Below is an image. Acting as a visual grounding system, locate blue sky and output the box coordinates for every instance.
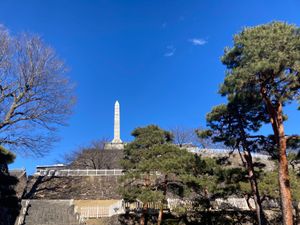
[1,0,299,174]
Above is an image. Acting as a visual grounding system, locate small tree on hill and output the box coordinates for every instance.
[171,126,196,147]
[120,125,202,225]
[61,138,121,169]
[171,126,220,149]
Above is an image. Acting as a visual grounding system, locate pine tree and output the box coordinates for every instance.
[220,21,300,225]
[0,146,15,175]
[120,125,202,225]
[198,94,269,225]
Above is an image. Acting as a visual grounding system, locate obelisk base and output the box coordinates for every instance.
[104,142,124,150]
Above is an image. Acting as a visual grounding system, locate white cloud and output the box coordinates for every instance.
[189,38,207,46]
[164,45,176,57]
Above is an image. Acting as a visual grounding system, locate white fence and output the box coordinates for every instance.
[198,148,270,159]
[75,201,124,219]
[36,169,124,176]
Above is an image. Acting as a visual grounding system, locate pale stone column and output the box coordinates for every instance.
[112,101,122,143]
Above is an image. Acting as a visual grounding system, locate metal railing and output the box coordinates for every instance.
[36,169,124,177]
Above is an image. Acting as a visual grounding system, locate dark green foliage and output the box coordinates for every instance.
[130,125,173,149]
[120,125,199,202]
[197,95,269,199]
[286,136,300,153]
[258,169,300,202]
[218,20,300,158]
[0,146,20,225]
[122,125,173,169]
[200,95,269,152]
[203,20,300,187]
[0,146,16,166]
[120,125,222,225]
[0,145,16,176]
[0,172,19,206]
[120,125,262,225]
[220,21,300,106]
[118,211,258,225]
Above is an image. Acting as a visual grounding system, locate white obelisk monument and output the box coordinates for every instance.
[112,100,122,144]
[105,100,124,150]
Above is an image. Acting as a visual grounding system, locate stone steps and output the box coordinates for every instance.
[23,200,81,225]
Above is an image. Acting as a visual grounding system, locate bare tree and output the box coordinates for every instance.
[62,138,110,164]
[170,126,196,147]
[0,26,75,158]
[62,138,123,169]
[196,127,227,149]
[89,137,110,149]
[171,126,222,149]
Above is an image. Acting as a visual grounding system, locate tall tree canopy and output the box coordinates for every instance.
[0,25,75,156]
[220,21,300,225]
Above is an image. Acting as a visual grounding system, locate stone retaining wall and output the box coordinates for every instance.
[25,176,121,200]
[22,200,82,225]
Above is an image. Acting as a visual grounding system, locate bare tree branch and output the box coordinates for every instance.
[0,26,75,156]
[60,138,123,169]
[171,126,224,149]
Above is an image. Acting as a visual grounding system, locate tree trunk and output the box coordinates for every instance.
[278,119,293,225]
[141,173,151,225]
[157,175,168,225]
[260,90,293,225]
[236,113,267,225]
[157,206,163,225]
[140,203,148,225]
[243,150,267,225]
